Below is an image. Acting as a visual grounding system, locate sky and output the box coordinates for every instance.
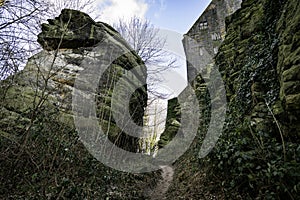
[97,0,211,34]
[95,0,212,97]
[145,0,211,34]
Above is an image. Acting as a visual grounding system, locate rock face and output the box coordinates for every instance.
[2,9,147,151]
[158,98,181,148]
[0,9,151,199]
[216,0,300,138]
[166,0,300,199]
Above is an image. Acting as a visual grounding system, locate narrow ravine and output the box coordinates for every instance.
[149,165,174,200]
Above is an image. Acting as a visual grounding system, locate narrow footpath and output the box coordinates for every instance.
[150,165,174,200]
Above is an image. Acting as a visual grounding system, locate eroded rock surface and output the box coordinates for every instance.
[38,9,120,50]
[166,0,300,199]
[0,9,151,199]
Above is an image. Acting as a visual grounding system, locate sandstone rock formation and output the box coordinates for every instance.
[0,9,151,199]
[38,9,111,50]
[166,0,300,199]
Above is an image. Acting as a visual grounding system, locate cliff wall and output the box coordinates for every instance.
[0,9,154,199]
[166,0,300,199]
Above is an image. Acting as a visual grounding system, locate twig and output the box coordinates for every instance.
[264,99,286,162]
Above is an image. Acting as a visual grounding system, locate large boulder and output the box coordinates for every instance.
[0,9,150,199]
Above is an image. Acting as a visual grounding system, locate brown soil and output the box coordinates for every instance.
[148,165,174,200]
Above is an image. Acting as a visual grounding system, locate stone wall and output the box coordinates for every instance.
[183,0,242,81]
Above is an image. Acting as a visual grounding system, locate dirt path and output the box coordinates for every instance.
[150,165,174,200]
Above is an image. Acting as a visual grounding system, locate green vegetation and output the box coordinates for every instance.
[0,0,299,199]
[0,9,156,199]
[166,0,299,199]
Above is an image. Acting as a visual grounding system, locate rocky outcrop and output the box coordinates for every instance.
[216,0,300,139]
[158,98,181,148]
[2,9,147,151]
[166,0,300,199]
[0,9,151,199]
[276,0,300,134]
[38,9,116,50]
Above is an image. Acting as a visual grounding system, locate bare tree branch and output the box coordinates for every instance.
[114,16,178,100]
[0,0,100,80]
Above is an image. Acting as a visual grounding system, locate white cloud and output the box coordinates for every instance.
[46,0,149,24]
[97,0,148,24]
